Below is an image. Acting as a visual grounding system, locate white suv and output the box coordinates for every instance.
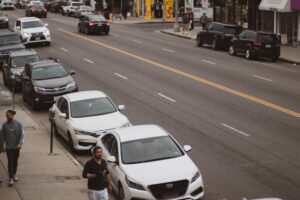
[50,90,131,151]
[96,125,204,200]
[14,17,51,46]
[62,1,82,16]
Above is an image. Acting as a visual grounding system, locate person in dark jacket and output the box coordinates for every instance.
[1,110,24,187]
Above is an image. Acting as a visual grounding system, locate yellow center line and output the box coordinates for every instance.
[57,28,300,119]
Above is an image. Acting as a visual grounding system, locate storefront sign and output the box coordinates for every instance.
[281,34,288,44]
[164,0,173,20]
[145,0,152,19]
[291,0,300,10]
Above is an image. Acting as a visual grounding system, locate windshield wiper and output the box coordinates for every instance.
[126,156,180,164]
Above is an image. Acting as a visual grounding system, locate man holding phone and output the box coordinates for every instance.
[83,146,112,200]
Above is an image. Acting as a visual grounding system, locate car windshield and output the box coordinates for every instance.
[121,136,184,164]
[11,55,39,68]
[0,35,21,46]
[257,33,278,43]
[70,97,117,118]
[32,5,43,9]
[22,20,44,29]
[89,15,106,21]
[32,65,68,80]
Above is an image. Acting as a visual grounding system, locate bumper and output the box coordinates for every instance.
[23,35,51,45]
[252,47,280,58]
[125,178,204,200]
[88,26,110,33]
[1,6,15,9]
[30,12,47,17]
[73,134,99,150]
[32,86,78,104]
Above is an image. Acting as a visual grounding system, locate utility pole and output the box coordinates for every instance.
[173,0,180,32]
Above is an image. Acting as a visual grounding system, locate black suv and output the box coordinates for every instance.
[229,30,280,62]
[2,49,39,90]
[21,58,78,110]
[49,0,67,13]
[196,22,242,50]
[0,30,26,69]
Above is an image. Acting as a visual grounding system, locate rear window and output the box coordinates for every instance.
[223,26,240,34]
[257,34,278,43]
[89,15,106,21]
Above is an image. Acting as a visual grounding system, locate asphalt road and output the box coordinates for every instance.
[4,9,300,200]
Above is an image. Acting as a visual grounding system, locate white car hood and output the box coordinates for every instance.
[22,27,47,34]
[70,112,129,132]
[122,155,198,184]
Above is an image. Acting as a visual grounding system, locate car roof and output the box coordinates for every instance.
[29,58,61,68]
[64,90,108,102]
[18,17,41,22]
[9,49,37,57]
[114,125,169,143]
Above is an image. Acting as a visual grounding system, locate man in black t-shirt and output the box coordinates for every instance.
[83,146,112,200]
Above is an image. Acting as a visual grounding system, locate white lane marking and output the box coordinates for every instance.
[162,48,175,53]
[253,74,273,82]
[110,33,119,37]
[221,123,250,137]
[201,59,217,65]
[114,73,128,80]
[83,58,94,64]
[60,47,69,52]
[253,61,281,69]
[133,39,142,44]
[157,93,176,103]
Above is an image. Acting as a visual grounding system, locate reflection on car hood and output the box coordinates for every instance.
[22,27,47,34]
[33,75,73,88]
[71,112,129,132]
[122,154,197,184]
[0,44,25,53]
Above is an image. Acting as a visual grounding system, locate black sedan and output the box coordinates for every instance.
[25,4,47,18]
[0,11,8,28]
[78,14,109,35]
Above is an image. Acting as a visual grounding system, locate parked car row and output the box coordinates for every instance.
[196,22,281,62]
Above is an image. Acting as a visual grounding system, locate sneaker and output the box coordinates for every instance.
[13,176,18,182]
[9,179,14,187]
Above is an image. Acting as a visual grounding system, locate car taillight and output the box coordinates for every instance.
[44,8,47,12]
[31,8,36,12]
[105,21,109,26]
[89,22,96,26]
[252,40,262,46]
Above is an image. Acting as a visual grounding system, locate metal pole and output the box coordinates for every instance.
[50,122,53,155]
[12,83,15,110]
[173,0,180,32]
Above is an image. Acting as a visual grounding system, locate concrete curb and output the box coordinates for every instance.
[111,20,174,25]
[278,57,300,65]
[160,30,193,40]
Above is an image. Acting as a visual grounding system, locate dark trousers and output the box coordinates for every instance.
[6,149,20,179]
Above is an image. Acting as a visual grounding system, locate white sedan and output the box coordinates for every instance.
[50,90,131,151]
[96,125,204,200]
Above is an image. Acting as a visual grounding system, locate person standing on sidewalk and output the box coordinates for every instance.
[1,110,24,187]
[182,12,189,35]
[200,13,208,29]
[83,146,112,200]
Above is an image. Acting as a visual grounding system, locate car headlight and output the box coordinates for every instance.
[23,32,31,38]
[34,86,46,93]
[5,18,8,21]
[74,129,94,135]
[119,122,131,128]
[191,171,201,183]
[125,176,145,191]
[44,29,50,36]
[66,81,76,89]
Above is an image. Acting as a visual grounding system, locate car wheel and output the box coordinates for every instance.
[3,73,8,87]
[44,14,47,18]
[30,97,39,111]
[271,56,278,62]
[245,48,252,60]
[62,10,65,15]
[118,184,125,200]
[196,36,203,47]
[211,39,218,50]
[68,132,75,152]
[229,45,236,56]
[45,42,51,46]
[104,31,109,35]
[67,10,70,16]
[85,27,89,35]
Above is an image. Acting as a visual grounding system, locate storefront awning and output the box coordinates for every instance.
[259,0,292,12]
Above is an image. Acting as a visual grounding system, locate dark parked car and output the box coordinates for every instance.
[41,0,53,10]
[0,30,26,69]
[2,49,39,90]
[25,4,47,17]
[196,22,242,50]
[49,0,67,13]
[229,30,280,62]
[78,14,109,35]
[0,11,8,28]
[21,57,78,110]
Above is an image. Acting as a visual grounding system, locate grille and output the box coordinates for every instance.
[30,32,46,41]
[148,180,189,199]
[43,85,67,92]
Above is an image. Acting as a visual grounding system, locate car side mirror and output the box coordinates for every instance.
[45,23,48,27]
[107,156,117,164]
[118,105,125,111]
[183,145,192,152]
[69,70,75,75]
[59,112,67,119]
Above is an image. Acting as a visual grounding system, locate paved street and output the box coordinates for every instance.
[3,9,300,200]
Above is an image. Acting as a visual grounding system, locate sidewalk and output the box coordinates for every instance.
[111,16,174,24]
[161,27,300,64]
[0,85,88,199]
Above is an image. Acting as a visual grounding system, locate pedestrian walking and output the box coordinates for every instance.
[200,13,208,29]
[1,110,24,187]
[182,12,189,35]
[188,8,194,31]
[83,146,112,200]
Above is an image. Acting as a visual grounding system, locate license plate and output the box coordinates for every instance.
[98,23,102,26]
[35,37,40,40]
[265,44,271,48]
